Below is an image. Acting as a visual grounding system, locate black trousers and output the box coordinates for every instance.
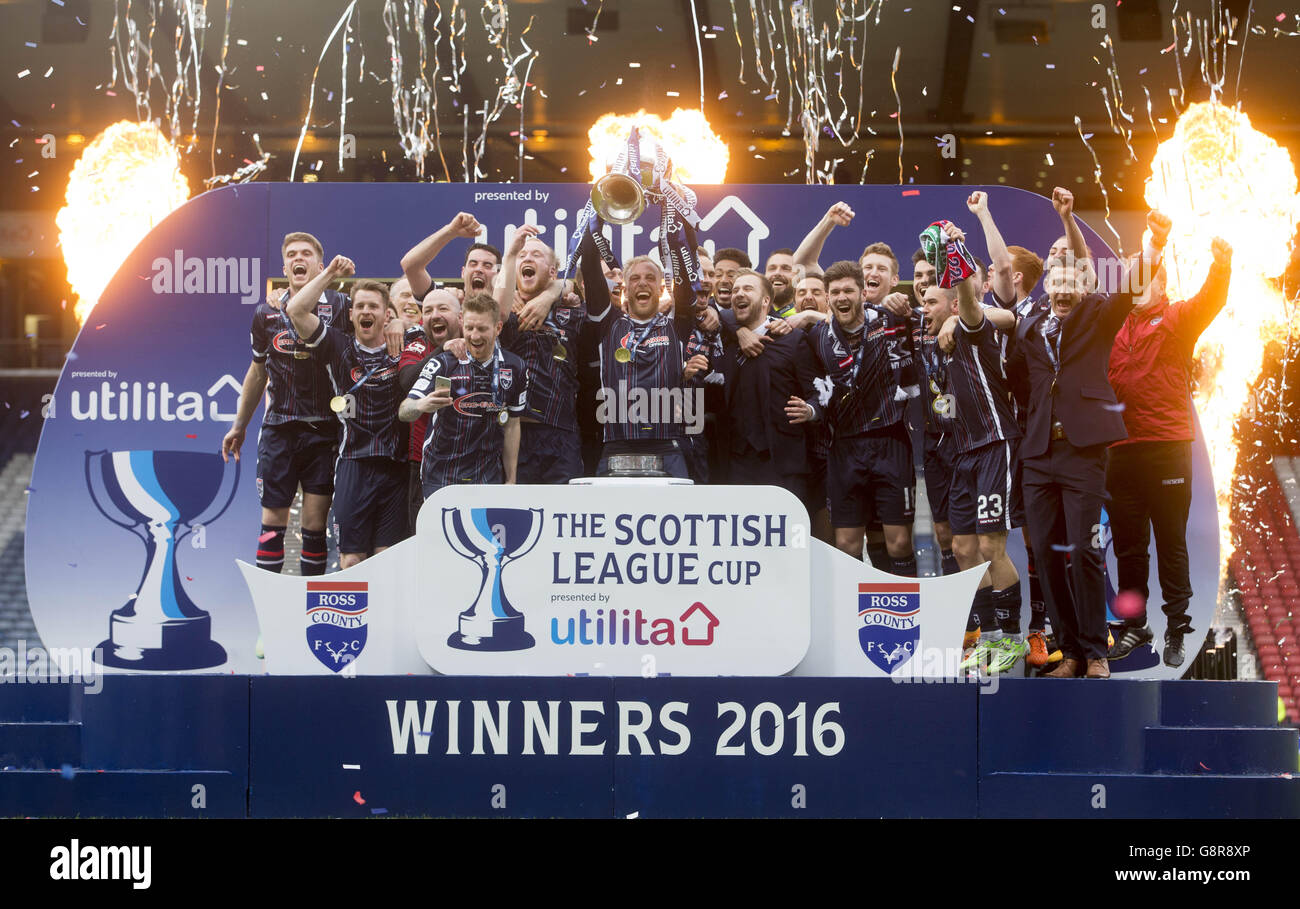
[1105,440,1194,633]
[1022,440,1110,661]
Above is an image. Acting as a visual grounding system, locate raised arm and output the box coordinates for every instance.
[400,212,482,299]
[1052,187,1090,268]
[495,224,538,312]
[793,202,854,276]
[968,191,1015,305]
[288,255,353,341]
[1101,210,1171,334]
[1179,237,1233,341]
[579,229,613,323]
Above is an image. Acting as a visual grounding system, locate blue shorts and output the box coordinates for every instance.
[422,456,503,500]
[923,432,955,524]
[517,421,584,484]
[827,422,915,529]
[948,439,1022,536]
[256,420,339,508]
[333,457,408,553]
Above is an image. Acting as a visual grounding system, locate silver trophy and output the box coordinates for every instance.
[85,450,238,670]
[442,506,543,651]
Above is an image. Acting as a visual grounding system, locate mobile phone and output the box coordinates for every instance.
[434,375,452,391]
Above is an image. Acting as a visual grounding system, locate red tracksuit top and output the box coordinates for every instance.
[1106,261,1231,446]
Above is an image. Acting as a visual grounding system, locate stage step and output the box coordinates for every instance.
[981,771,1300,819]
[0,769,245,818]
[0,721,81,768]
[0,682,73,722]
[978,678,1160,773]
[1143,725,1299,774]
[1160,679,1280,727]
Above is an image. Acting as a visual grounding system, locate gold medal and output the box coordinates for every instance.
[293,350,310,360]
[552,343,568,361]
[498,410,510,425]
[615,346,632,364]
[929,378,942,394]
[329,395,348,414]
[932,396,950,415]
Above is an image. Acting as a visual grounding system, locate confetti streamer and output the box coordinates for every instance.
[891,46,903,185]
[290,1,358,183]
[1075,115,1124,256]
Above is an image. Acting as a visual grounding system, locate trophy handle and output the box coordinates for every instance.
[84,450,147,541]
[442,508,484,562]
[183,456,241,535]
[505,507,546,562]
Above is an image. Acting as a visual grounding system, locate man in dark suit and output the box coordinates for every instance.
[1008,194,1171,679]
[718,270,820,509]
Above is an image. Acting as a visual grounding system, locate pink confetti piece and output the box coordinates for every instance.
[353,791,366,805]
[902,190,920,197]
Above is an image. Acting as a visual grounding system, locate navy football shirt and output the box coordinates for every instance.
[807,312,904,438]
[408,346,528,480]
[250,287,350,425]
[945,315,1021,454]
[305,322,404,460]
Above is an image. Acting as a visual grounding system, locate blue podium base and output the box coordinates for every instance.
[0,676,1295,818]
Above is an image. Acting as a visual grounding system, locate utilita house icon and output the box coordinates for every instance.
[680,602,719,646]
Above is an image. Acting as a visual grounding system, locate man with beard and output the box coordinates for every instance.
[490,226,592,484]
[920,229,1025,674]
[801,261,917,572]
[589,235,710,478]
[400,212,501,300]
[719,269,820,508]
[711,248,750,310]
[697,249,715,307]
[967,190,1053,666]
[795,273,828,314]
[1008,196,1171,680]
[397,288,463,527]
[223,232,358,578]
[401,294,528,496]
[287,261,405,568]
[764,248,799,318]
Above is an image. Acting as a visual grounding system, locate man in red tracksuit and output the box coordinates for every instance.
[1106,236,1232,668]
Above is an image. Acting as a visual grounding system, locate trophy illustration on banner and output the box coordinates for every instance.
[85,450,239,670]
[442,507,544,652]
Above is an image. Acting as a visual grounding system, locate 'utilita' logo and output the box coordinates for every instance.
[857,583,919,674]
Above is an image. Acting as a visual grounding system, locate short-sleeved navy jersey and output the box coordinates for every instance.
[408,347,528,475]
[305,322,404,461]
[250,288,350,425]
[944,314,1021,454]
[807,312,906,438]
[500,298,590,431]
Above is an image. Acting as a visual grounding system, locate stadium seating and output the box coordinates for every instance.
[1231,463,1300,725]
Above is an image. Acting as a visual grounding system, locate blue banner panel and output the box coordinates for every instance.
[611,677,979,818]
[249,676,617,818]
[75,675,250,775]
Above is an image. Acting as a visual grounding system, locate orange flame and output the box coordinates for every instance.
[587,109,728,184]
[56,120,191,325]
[1143,101,1300,574]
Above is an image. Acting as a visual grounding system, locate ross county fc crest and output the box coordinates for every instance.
[858,582,920,673]
[306,580,368,672]
[499,367,513,390]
